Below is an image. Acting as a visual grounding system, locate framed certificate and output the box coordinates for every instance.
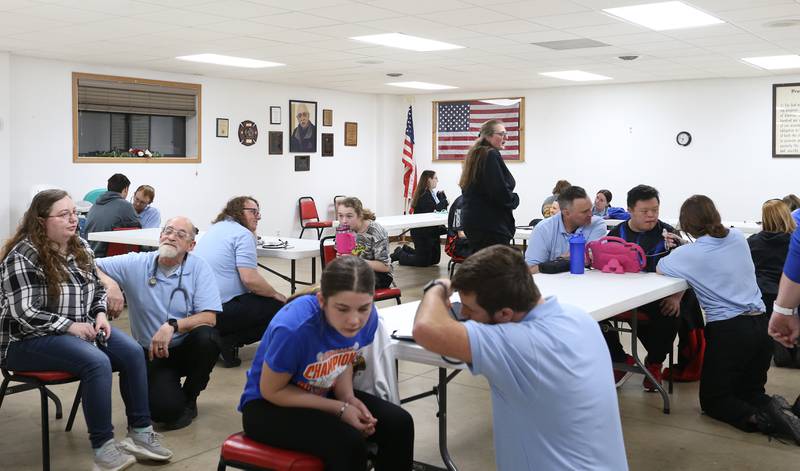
[773,82,800,157]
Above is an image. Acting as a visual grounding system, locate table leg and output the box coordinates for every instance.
[290,260,296,294]
[438,368,458,471]
[311,257,317,284]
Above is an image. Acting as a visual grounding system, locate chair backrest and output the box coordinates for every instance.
[333,195,346,208]
[83,188,106,204]
[319,236,336,268]
[299,197,320,222]
[105,227,141,257]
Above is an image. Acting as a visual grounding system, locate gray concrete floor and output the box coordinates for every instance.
[2,245,800,470]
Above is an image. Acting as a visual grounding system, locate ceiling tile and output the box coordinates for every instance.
[463,20,548,36]
[249,11,341,28]
[180,0,289,19]
[423,7,517,27]
[365,0,470,14]
[310,4,402,22]
[532,11,618,29]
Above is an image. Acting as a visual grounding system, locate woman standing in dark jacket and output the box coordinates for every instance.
[458,120,519,252]
[393,171,448,266]
[748,199,797,315]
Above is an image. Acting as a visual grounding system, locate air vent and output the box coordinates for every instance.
[532,39,610,50]
[356,59,384,64]
[764,19,800,28]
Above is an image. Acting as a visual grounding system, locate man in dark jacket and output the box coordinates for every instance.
[82,173,141,257]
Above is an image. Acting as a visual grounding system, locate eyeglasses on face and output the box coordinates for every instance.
[243,208,261,217]
[47,210,78,220]
[493,131,507,137]
[161,226,193,241]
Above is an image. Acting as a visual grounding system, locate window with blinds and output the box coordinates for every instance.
[72,72,201,163]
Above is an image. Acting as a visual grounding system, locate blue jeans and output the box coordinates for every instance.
[6,329,151,448]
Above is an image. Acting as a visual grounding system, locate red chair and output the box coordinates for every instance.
[105,227,142,257]
[299,197,333,240]
[0,368,83,471]
[218,432,323,471]
[320,236,401,305]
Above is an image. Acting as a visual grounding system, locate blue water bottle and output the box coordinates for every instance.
[569,233,586,275]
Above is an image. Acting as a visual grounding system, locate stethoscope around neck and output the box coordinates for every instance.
[149,254,190,317]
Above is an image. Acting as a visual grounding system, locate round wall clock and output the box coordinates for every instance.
[238,120,258,146]
[676,131,692,147]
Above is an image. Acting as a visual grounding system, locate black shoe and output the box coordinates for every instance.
[792,394,800,418]
[390,246,403,262]
[186,400,198,420]
[757,395,800,445]
[161,406,195,431]
[218,337,242,368]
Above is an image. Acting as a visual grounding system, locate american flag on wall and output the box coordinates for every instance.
[434,98,523,161]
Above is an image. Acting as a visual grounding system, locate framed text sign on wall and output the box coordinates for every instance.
[432,97,524,162]
[773,82,800,158]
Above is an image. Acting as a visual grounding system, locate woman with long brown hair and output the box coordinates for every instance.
[393,170,448,266]
[458,120,519,252]
[0,190,172,470]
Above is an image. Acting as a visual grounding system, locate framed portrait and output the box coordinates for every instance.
[344,122,357,146]
[270,106,281,125]
[773,82,800,158]
[268,131,283,155]
[216,118,229,138]
[289,100,317,153]
[295,155,310,171]
[323,109,333,126]
[432,97,525,162]
[321,133,333,156]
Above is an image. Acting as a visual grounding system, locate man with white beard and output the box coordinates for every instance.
[96,217,222,430]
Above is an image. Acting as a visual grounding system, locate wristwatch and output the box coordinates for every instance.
[167,318,179,333]
[773,303,797,317]
[423,280,448,296]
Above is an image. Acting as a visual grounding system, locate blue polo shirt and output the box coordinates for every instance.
[96,251,222,348]
[138,206,161,229]
[525,214,607,266]
[465,297,627,471]
[657,229,764,323]
[193,219,258,303]
[783,226,800,283]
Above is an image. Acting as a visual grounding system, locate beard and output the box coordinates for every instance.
[158,244,178,259]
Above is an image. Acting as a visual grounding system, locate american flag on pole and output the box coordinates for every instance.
[402,106,416,205]
[435,98,523,161]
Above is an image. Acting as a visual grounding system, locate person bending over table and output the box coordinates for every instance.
[392,170,448,267]
[193,196,286,368]
[658,195,800,443]
[238,256,414,471]
[413,245,627,471]
[0,189,172,470]
[525,185,607,274]
[336,197,393,289]
[96,216,221,430]
[131,184,161,229]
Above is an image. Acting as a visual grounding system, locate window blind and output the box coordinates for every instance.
[77,78,197,117]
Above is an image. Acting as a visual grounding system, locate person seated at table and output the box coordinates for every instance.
[413,245,627,470]
[392,170,448,267]
[239,256,414,471]
[336,197,393,289]
[657,195,800,443]
[96,216,222,430]
[525,185,607,274]
[0,189,172,470]
[748,199,797,366]
[83,173,141,257]
[193,196,286,368]
[783,194,800,226]
[604,184,685,390]
[131,184,161,229]
[592,189,612,217]
[541,179,571,217]
[542,200,560,218]
[445,194,472,260]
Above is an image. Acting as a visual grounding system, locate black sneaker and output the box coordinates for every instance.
[390,246,403,262]
[792,394,800,418]
[161,407,194,431]
[757,395,800,445]
[218,337,242,368]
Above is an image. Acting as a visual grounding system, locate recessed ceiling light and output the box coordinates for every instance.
[386,81,457,90]
[741,55,800,70]
[176,54,284,68]
[351,33,463,52]
[539,70,612,82]
[603,1,724,31]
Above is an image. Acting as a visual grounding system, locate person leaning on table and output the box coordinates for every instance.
[413,245,627,471]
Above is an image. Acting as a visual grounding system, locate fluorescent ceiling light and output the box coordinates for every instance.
[741,55,800,70]
[539,70,612,82]
[603,1,724,31]
[176,54,284,68]
[351,33,463,52]
[386,81,458,90]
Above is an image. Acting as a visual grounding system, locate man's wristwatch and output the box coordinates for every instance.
[773,303,797,317]
[423,280,448,296]
[167,318,179,333]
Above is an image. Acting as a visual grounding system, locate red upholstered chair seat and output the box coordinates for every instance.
[12,371,76,382]
[374,288,402,301]
[303,221,332,228]
[220,432,323,471]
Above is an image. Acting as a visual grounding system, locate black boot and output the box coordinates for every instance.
[756,395,800,445]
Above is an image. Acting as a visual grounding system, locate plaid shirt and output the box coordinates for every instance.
[0,237,106,367]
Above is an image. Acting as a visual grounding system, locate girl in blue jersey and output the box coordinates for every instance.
[238,256,414,470]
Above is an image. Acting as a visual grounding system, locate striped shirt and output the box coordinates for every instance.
[0,237,106,367]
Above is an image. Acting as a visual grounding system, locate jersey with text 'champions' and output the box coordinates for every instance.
[239,295,378,410]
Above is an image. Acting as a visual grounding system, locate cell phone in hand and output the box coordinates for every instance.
[450,302,466,321]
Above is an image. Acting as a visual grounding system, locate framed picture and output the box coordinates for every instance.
[238,120,258,146]
[344,122,357,146]
[773,82,800,157]
[295,155,310,171]
[289,100,317,153]
[432,97,525,162]
[321,133,333,156]
[216,118,229,138]
[270,106,281,125]
[323,109,333,126]
[268,131,283,155]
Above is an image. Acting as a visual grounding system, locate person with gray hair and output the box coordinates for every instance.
[290,103,316,152]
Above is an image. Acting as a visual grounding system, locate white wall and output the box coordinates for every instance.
[0,52,10,238]
[398,74,800,225]
[7,55,384,238]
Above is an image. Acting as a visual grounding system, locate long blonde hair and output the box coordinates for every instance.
[336,197,376,221]
[761,199,797,234]
[458,120,503,191]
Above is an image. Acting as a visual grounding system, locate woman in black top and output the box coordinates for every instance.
[749,199,797,315]
[458,120,519,252]
[393,171,448,267]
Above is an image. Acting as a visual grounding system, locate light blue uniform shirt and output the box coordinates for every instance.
[138,206,161,229]
[525,214,607,266]
[96,251,222,348]
[193,219,257,303]
[657,229,764,323]
[465,297,628,471]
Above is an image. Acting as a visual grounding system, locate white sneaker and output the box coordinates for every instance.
[92,439,136,471]
[119,426,173,461]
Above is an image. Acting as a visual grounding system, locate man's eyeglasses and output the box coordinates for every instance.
[47,210,78,220]
[161,226,194,241]
[296,112,309,119]
[131,196,151,209]
[243,208,261,217]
